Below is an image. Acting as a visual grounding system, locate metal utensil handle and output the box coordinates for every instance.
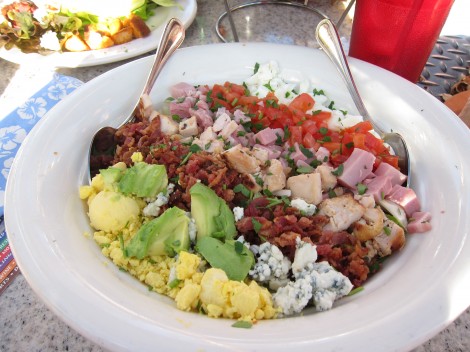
[143,18,185,96]
[315,18,384,135]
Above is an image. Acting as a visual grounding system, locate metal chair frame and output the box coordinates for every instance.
[217,0,356,43]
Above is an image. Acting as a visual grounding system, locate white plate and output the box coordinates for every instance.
[5,43,470,352]
[0,0,196,67]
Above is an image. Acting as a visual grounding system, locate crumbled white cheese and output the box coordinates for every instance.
[233,206,244,222]
[249,242,291,289]
[270,238,353,315]
[295,261,353,312]
[272,277,313,315]
[143,183,175,217]
[188,217,197,242]
[291,198,317,216]
[291,237,318,275]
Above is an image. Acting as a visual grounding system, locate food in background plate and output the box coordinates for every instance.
[0,0,179,53]
[80,61,432,325]
[443,72,470,128]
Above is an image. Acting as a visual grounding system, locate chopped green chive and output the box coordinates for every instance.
[331,164,344,176]
[232,321,253,329]
[251,218,262,233]
[356,183,368,195]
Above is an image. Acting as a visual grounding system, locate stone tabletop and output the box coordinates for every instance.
[1,1,469,351]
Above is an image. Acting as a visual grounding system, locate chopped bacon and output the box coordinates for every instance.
[112,108,384,287]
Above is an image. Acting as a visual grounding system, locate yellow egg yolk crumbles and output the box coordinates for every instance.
[79,172,278,323]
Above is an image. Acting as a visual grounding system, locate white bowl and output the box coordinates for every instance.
[6,43,470,352]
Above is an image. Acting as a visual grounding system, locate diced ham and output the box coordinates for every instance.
[169,96,196,119]
[386,184,420,217]
[237,135,250,147]
[375,162,407,186]
[170,82,196,98]
[315,146,330,163]
[254,127,278,145]
[364,174,393,202]
[407,211,432,234]
[272,128,284,139]
[196,84,210,96]
[189,107,213,129]
[215,107,227,116]
[296,160,310,168]
[196,99,210,111]
[289,143,308,163]
[233,110,251,123]
[337,148,375,189]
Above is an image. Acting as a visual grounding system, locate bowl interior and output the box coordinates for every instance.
[6,43,470,352]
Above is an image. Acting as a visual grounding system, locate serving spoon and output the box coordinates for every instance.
[315,18,410,186]
[87,18,185,183]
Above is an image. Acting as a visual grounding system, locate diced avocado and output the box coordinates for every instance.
[214,199,237,240]
[100,167,123,190]
[118,162,168,198]
[196,237,254,281]
[190,183,236,241]
[126,207,190,259]
[378,199,408,229]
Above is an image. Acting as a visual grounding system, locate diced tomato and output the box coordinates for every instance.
[211,84,226,98]
[302,132,316,148]
[289,93,315,121]
[211,97,231,110]
[288,125,303,146]
[238,95,258,107]
[264,106,288,121]
[328,130,342,143]
[289,93,315,112]
[345,121,373,133]
[330,152,349,167]
[301,119,318,135]
[224,82,246,96]
[225,92,241,106]
[311,111,332,128]
[340,133,354,156]
[352,133,366,150]
[364,132,385,154]
[212,80,402,170]
[380,154,399,169]
[256,116,271,129]
[322,142,341,154]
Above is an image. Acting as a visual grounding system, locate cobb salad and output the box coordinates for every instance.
[0,0,179,53]
[80,61,432,326]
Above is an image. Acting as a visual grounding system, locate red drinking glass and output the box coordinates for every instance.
[349,0,455,83]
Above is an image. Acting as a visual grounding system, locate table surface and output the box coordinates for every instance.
[1,1,469,351]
